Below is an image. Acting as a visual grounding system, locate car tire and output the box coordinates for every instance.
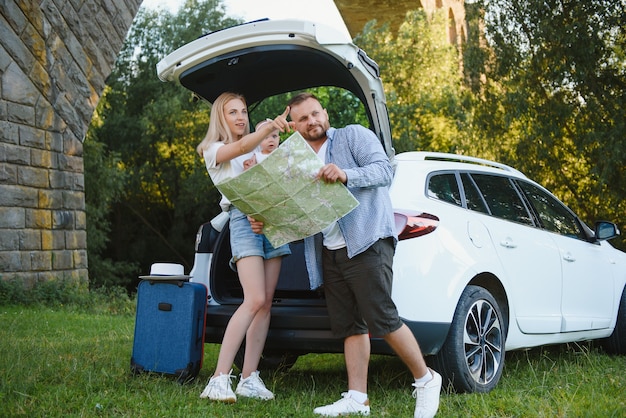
[601,286,626,355]
[234,343,299,372]
[432,285,505,393]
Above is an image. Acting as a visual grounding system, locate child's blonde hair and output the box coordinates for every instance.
[196,92,250,156]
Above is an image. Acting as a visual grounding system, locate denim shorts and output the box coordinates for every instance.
[229,207,291,266]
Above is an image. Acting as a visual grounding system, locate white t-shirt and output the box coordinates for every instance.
[255,151,271,163]
[316,141,346,250]
[203,142,253,212]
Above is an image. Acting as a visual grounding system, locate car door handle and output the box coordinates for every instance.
[563,252,576,262]
[500,238,517,248]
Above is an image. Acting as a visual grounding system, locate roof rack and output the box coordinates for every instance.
[403,151,526,177]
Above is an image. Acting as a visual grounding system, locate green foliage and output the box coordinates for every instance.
[355,11,469,154]
[85,1,241,286]
[84,109,139,289]
[0,278,134,315]
[476,0,626,249]
[354,3,625,250]
[86,0,625,289]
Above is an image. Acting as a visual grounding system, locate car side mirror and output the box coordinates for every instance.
[595,221,620,241]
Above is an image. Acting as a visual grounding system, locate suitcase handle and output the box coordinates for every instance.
[158,302,172,311]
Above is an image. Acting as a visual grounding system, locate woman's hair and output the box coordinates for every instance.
[196,92,250,156]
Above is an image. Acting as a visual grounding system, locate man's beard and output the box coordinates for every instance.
[303,122,329,142]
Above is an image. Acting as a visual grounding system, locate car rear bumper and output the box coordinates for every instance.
[204,304,450,356]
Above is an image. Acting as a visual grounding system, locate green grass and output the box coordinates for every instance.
[1,305,624,417]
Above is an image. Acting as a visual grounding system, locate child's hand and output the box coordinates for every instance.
[243,154,257,170]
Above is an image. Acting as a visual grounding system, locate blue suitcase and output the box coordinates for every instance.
[131,279,207,382]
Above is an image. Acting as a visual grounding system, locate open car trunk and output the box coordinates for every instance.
[209,224,325,306]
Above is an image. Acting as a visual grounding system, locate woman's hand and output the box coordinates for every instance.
[268,106,291,133]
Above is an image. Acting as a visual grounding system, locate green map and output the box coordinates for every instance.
[216,132,359,248]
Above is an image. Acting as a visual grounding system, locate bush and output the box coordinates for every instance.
[0,278,135,315]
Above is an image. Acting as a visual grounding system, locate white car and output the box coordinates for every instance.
[157,19,626,393]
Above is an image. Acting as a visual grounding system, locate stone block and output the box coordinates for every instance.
[65,230,87,250]
[19,125,46,149]
[52,210,73,230]
[0,160,18,184]
[0,251,23,272]
[3,143,30,164]
[19,229,41,250]
[73,249,88,269]
[3,61,38,106]
[7,102,35,125]
[25,208,52,229]
[30,148,56,169]
[63,191,85,210]
[0,207,25,228]
[59,154,84,173]
[0,120,20,145]
[74,210,87,229]
[41,230,65,250]
[38,189,64,209]
[52,250,73,270]
[47,131,64,153]
[0,184,38,207]
[29,251,52,271]
[17,165,49,188]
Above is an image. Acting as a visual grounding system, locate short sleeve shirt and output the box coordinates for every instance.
[203,142,253,212]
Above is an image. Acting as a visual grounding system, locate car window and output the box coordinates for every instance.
[460,173,490,214]
[470,174,534,225]
[428,173,462,206]
[516,181,585,239]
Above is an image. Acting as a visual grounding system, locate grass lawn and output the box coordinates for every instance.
[1,305,624,417]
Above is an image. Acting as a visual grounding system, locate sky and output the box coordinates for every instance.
[141,0,350,38]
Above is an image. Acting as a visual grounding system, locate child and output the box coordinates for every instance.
[242,119,281,170]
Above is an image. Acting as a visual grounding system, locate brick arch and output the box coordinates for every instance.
[0,0,144,286]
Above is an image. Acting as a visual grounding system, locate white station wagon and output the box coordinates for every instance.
[157,19,626,393]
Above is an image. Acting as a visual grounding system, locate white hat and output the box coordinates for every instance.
[139,263,190,280]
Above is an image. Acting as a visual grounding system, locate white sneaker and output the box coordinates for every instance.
[412,368,442,418]
[199,369,236,403]
[235,371,275,400]
[313,392,370,416]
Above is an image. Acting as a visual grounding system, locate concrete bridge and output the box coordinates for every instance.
[0,0,465,286]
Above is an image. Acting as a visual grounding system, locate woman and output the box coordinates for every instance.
[198,92,291,402]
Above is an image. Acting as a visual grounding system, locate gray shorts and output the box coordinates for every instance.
[321,237,403,339]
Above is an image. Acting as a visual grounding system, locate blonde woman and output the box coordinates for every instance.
[198,92,291,402]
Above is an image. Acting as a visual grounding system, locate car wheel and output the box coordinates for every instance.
[432,285,505,393]
[601,286,626,355]
[234,343,299,372]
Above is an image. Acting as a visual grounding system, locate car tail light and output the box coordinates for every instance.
[394,212,439,240]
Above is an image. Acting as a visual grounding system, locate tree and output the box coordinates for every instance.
[85,0,242,289]
[477,0,626,249]
[355,10,470,154]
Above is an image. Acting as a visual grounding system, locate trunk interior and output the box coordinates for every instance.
[210,223,326,306]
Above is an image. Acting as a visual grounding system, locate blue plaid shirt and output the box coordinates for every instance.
[304,125,397,289]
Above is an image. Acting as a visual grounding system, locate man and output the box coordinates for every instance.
[253,92,441,417]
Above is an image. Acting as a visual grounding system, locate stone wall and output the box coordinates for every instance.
[0,0,142,286]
